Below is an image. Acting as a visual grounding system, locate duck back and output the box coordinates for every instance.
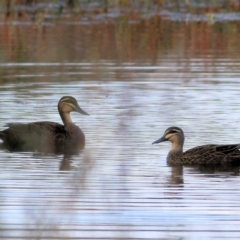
[0,121,85,153]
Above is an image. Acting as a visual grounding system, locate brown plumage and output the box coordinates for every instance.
[152,126,240,165]
[0,96,89,153]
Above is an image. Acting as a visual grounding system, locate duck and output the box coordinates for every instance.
[152,126,240,165]
[0,96,89,153]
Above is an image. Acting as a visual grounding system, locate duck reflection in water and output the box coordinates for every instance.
[169,165,240,186]
[0,96,89,155]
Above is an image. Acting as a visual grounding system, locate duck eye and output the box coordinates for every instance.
[168,130,176,134]
[167,129,180,135]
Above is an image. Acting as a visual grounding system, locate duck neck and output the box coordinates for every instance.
[59,111,73,126]
[167,142,184,165]
[171,141,183,154]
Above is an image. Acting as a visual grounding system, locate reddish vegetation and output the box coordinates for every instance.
[0,1,240,69]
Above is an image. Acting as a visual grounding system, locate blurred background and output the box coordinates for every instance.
[1,0,240,239]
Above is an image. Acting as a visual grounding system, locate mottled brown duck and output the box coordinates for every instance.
[152,126,240,165]
[0,96,89,153]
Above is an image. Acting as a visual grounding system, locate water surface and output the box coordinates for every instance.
[1,12,240,239]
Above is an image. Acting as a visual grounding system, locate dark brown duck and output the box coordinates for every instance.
[152,126,240,165]
[0,96,88,153]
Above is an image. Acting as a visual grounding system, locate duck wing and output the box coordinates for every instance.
[215,144,240,154]
[5,121,66,136]
[215,144,240,165]
[183,144,240,165]
[0,121,66,147]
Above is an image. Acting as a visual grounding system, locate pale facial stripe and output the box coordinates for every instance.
[66,103,76,109]
[61,98,77,105]
[165,128,181,139]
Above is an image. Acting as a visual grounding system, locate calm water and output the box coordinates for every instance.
[1,12,240,239]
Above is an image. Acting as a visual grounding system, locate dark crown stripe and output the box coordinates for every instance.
[166,128,181,135]
[61,97,77,105]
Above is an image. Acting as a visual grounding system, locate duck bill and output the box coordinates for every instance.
[76,105,89,115]
[152,136,166,145]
